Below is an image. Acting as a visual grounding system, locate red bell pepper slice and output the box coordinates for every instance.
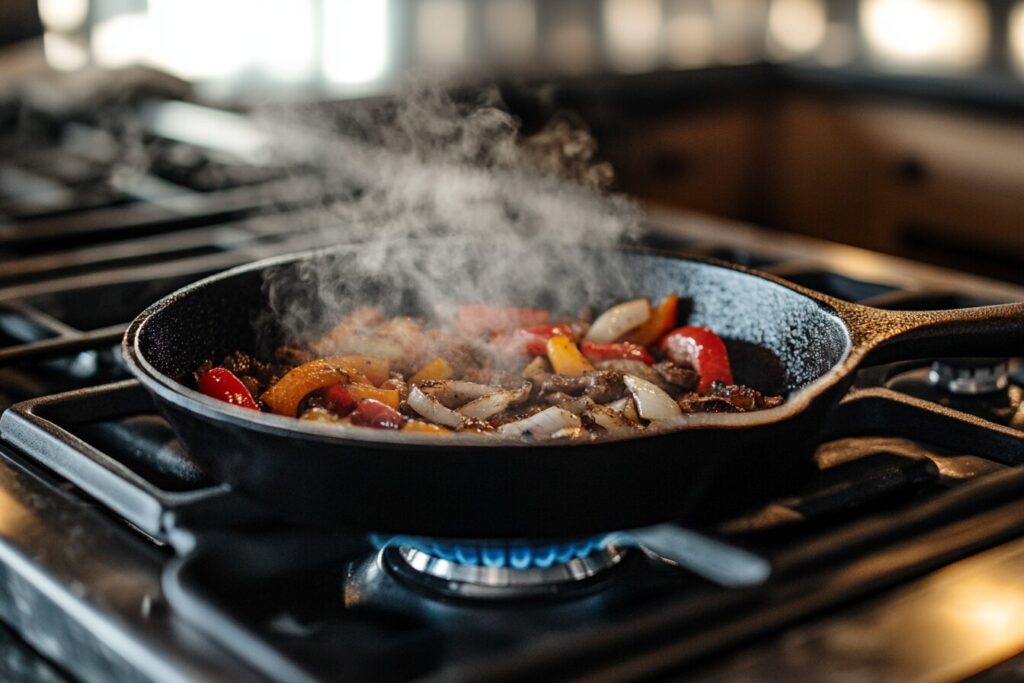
[454,305,550,337]
[515,322,575,356]
[350,398,405,430]
[197,368,259,410]
[580,341,655,365]
[658,326,733,393]
[324,384,356,416]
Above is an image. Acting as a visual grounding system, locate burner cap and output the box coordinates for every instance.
[374,536,628,599]
[928,358,1009,395]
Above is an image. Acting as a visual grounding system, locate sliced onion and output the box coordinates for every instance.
[584,299,650,343]
[407,386,466,429]
[458,383,531,419]
[418,380,501,408]
[498,407,581,438]
[623,374,682,421]
[586,404,640,435]
[607,397,641,423]
[552,395,596,415]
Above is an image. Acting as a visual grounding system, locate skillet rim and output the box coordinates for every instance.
[122,243,859,449]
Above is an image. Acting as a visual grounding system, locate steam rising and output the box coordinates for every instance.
[255,83,642,345]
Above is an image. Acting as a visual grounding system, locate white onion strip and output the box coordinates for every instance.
[407,386,466,429]
[498,407,581,438]
[586,404,640,436]
[623,374,682,421]
[418,380,501,408]
[608,397,642,423]
[584,298,650,343]
[458,384,530,419]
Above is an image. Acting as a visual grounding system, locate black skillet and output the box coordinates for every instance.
[123,240,1024,540]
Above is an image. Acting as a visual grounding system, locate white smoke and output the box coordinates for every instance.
[253,81,642,343]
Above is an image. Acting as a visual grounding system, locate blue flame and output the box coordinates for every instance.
[370,534,615,569]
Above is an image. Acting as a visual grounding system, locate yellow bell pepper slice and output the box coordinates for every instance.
[410,356,453,384]
[402,419,453,435]
[346,384,400,410]
[546,336,594,376]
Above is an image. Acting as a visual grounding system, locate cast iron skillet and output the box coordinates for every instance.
[123,240,1024,539]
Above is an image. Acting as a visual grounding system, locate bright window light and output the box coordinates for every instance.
[91,13,150,69]
[38,0,89,32]
[861,0,989,71]
[767,0,827,58]
[603,0,663,73]
[1010,2,1024,75]
[323,0,390,85]
[91,2,315,82]
[255,0,316,80]
[146,0,254,80]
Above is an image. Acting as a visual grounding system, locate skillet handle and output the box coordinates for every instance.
[843,301,1024,365]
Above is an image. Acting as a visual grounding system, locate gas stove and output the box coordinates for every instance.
[1,96,1024,683]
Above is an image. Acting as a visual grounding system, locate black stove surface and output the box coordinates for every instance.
[0,95,1023,683]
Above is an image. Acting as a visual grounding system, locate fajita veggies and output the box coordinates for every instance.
[193,295,783,440]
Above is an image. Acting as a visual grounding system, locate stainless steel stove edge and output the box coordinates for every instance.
[0,446,265,683]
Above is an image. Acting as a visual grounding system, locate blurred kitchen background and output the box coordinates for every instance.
[1,0,1023,283]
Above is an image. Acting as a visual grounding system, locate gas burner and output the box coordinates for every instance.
[928,358,1009,395]
[379,537,629,600]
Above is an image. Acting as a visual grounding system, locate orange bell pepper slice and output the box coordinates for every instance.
[262,360,351,417]
[546,336,594,376]
[262,356,388,416]
[625,294,679,347]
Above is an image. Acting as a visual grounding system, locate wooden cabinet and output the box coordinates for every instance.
[771,96,1024,263]
[601,106,762,219]
[603,93,1024,279]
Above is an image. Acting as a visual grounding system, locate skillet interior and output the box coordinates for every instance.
[137,241,849,400]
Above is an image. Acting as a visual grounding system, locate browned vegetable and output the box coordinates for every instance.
[199,297,784,438]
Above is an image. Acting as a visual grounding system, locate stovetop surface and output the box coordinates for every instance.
[0,93,1023,683]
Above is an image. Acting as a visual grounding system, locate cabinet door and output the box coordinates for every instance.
[602,107,760,218]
